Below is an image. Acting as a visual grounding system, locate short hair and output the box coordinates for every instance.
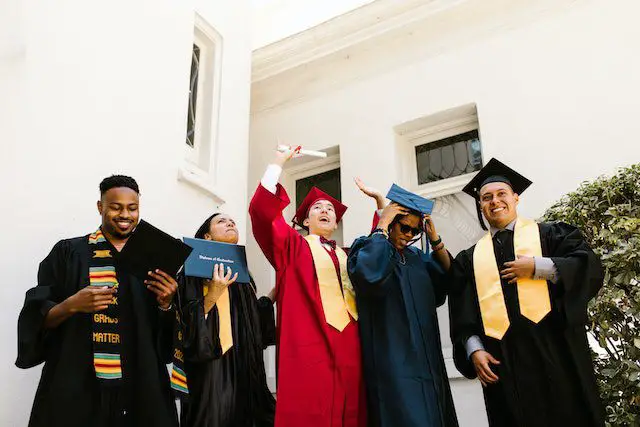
[99,175,140,195]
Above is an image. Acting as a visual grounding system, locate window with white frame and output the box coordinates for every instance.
[184,15,223,175]
[186,43,200,149]
[396,104,483,198]
[415,129,482,185]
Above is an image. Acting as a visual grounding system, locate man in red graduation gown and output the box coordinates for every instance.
[249,147,367,427]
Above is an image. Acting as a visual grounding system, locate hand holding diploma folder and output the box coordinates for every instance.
[183,237,250,283]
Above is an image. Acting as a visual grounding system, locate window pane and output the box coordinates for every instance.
[295,168,342,210]
[186,44,200,148]
[415,130,482,184]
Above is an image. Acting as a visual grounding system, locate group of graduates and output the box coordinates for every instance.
[17,146,606,427]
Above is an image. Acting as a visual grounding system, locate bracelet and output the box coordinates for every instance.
[432,242,445,252]
[158,303,174,312]
[430,235,442,247]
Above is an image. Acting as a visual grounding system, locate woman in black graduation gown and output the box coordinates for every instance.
[175,213,275,427]
[449,158,605,427]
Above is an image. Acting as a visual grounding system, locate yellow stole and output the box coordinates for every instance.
[304,235,358,331]
[472,217,551,340]
[203,285,233,354]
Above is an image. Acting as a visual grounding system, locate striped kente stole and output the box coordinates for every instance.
[171,307,189,396]
[88,229,122,382]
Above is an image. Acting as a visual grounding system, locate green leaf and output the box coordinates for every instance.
[542,163,640,426]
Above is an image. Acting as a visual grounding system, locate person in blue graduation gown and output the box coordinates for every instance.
[348,183,459,427]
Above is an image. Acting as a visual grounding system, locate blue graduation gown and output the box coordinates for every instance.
[348,234,458,427]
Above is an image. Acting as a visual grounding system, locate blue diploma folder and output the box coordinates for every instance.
[183,237,250,283]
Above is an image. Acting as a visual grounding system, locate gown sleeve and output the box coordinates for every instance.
[249,183,299,272]
[16,240,69,369]
[256,296,276,348]
[448,249,482,379]
[542,222,605,326]
[178,274,222,362]
[420,248,453,307]
[347,234,399,298]
[156,303,175,364]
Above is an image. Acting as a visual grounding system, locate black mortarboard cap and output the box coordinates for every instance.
[119,219,193,278]
[386,183,434,215]
[461,158,532,230]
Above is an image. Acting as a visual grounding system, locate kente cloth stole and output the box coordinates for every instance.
[304,235,358,332]
[171,309,188,396]
[171,282,233,396]
[473,217,551,340]
[88,229,122,381]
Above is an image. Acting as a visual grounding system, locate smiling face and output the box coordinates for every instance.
[388,212,421,251]
[303,199,337,238]
[97,187,140,242]
[204,213,239,244]
[479,182,519,229]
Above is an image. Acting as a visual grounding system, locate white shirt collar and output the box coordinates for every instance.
[489,218,517,237]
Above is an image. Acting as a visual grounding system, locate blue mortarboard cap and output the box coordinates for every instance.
[385,184,434,215]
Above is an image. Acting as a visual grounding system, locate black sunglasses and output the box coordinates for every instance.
[398,222,422,236]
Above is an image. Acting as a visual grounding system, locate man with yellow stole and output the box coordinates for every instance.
[449,158,605,427]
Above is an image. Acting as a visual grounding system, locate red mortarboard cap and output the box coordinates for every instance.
[292,186,347,228]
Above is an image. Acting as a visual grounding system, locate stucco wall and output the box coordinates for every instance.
[248,0,640,424]
[0,0,252,424]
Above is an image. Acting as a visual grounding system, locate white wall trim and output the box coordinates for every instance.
[177,165,225,205]
[252,0,463,83]
[182,13,225,190]
[251,0,580,113]
[396,103,482,197]
[285,154,341,178]
[416,173,477,199]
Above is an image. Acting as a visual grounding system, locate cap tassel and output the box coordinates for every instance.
[476,202,488,231]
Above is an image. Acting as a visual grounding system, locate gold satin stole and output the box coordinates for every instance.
[304,235,358,331]
[472,217,551,340]
[203,285,233,354]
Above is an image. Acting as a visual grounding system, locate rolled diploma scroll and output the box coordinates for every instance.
[277,145,327,158]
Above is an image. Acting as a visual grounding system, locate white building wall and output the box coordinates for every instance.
[248,0,640,424]
[0,0,252,424]
[251,0,376,49]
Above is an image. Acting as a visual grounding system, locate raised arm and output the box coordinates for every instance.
[178,273,220,362]
[248,147,300,270]
[354,177,386,210]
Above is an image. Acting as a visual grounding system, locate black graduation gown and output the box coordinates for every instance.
[16,236,179,427]
[348,233,459,427]
[449,222,605,427]
[177,274,276,427]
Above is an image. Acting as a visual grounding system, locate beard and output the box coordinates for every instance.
[103,220,134,239]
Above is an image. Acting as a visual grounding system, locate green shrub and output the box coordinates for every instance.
[543,163,640,426]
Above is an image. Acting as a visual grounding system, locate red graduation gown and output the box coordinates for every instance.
[249,184,367,427]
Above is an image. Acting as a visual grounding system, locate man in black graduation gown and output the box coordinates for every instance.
[172,213,276,427]
[16,175,180,427]
[449,158,605,427]
[348,184,459,427]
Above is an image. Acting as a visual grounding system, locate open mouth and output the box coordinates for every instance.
[491,207,506,214]
[115,220,133,231]
[319,217,330,223]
